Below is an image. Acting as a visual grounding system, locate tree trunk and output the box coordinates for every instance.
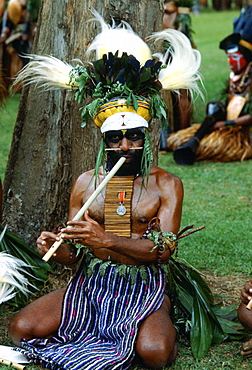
[3,0,162,247]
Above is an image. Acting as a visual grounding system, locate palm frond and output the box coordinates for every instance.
[166,258,247,359]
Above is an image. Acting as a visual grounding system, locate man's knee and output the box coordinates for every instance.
[136,340,177,369]
[9,313,34,346]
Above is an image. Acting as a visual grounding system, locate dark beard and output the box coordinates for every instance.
[106,150,143,176]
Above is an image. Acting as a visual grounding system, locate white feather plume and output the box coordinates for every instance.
[86,9,152,65]
[148,29,203,97]
[14,54,77,90]
[0,251,33,304]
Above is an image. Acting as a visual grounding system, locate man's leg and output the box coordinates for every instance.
[135,294,177,370]
[9,288,66,346]
[238,302,252,358]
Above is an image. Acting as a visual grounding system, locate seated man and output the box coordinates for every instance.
[9,119,182,369]
[238,280,252,358]
[8,12,202,369]
[167,5,252,164]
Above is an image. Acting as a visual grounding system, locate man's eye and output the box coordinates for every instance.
[127,134,139,141]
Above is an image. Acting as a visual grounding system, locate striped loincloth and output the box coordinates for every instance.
[19,252,166,370]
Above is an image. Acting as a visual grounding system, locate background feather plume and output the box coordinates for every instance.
[149,29,203,97]
[86,9,152,65]
[0,251,34,304]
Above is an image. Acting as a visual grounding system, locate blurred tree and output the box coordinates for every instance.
[2,0,163,247]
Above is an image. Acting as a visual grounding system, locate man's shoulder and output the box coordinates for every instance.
[149,165,183,195]
[150,164,181,181]
[74,168,96,188]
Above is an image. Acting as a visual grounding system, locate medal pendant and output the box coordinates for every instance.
[117,204,127,216]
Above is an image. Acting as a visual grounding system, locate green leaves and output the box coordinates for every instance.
[190,293,214,358]
[166,258,247,359]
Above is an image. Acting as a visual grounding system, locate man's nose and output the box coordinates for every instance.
[120,137,131,151]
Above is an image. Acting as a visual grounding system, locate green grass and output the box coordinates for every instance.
[192,10,240,121]
[159,153,252,276]
[0,94,20,181]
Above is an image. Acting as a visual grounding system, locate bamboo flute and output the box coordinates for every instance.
[42,157,126,262]
[0,358,26,370]
[246,299,252,310]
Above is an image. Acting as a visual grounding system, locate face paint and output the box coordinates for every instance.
[227,51,248,73]
[105,128,145,176]
[105,128,145,144]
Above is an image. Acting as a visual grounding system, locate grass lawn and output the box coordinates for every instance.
[0,94,20,181]
[1,7,252,370]
[159,153,252,276]
[192,9,240,121]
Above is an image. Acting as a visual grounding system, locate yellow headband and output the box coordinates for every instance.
[239,39,252,51]
[94,98,151,128]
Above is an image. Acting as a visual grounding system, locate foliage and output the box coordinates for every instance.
[166,258,247,359]
[27,0,40,21]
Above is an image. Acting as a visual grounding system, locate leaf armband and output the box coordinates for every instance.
[147,230,177,256]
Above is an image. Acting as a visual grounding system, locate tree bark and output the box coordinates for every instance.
[3,0,163,247]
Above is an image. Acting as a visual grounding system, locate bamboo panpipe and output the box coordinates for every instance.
[42,157,126,262]
[246,299,252,310]
[0,358,26,370]
[104,176,134,237]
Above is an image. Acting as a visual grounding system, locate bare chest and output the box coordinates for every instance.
[82,185,160,237]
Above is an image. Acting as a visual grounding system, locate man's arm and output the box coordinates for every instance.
[213,114,252,129]
[35,172,92,265]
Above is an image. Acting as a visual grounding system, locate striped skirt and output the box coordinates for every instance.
[19,254,166,370]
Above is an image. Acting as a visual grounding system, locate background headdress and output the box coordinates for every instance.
[219,4,252,62]
[15,10,202,180]
[7,0,22,25]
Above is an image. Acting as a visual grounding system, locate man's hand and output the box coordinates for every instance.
[60,211,108,249]
[21,33,29,42]
[36,231,59,257]
[0,26,11,42]
[240,279,252,305]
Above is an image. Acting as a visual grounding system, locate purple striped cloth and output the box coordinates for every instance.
[19,253,166,369]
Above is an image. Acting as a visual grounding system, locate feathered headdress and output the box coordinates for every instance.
[15,10,202,179]
[15,10,202,126]
[220,5,252,62]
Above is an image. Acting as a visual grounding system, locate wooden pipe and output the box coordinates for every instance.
[42,156,126,262]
